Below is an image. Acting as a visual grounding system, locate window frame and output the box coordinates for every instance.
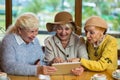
[6,0,82,35]
[5,0,120,38]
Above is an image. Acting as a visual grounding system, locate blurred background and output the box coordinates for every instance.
[0,0,120,48]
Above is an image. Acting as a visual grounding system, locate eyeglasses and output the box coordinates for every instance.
[21,28,38,34]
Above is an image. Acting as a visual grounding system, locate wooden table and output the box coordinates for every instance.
[8,70,115,80]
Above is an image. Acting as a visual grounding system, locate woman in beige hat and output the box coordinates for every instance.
[44,11,88,67]
[71,16,118,75]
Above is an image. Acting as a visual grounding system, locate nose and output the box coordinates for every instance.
[86,32,90,38]
[61,29,66,35]
[32,31,38,38]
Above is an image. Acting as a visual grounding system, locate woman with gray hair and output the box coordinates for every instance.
[0,12,57,76]
[44,11,88,73]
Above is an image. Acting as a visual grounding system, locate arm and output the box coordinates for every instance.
[44,37,64,64]
[44,37,56,64]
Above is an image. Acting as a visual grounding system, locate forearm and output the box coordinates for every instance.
[80,58,109,71]
[1,61,37,76]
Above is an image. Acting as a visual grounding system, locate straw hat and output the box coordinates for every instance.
[46,11,75,32]
[84,16,108,29]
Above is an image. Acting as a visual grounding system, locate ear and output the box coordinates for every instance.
[100,31,104,37]
[18,28,22,34]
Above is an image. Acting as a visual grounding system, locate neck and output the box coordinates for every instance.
[94,35,105,47]
[61,40,69,48]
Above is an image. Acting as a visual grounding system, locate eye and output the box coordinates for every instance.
[57,26,62,30]
[90,31,95,35]
[65,27,70,30]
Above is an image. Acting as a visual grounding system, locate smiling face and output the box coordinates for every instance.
[19,27,38,44]
[55,23,73,42]
[84,26,105,44]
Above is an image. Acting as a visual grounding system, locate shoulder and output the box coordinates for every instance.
[72,33,85,43]
[98,34,118,50]
[2,34,15,43]
[0,34,17,49]
[44,35,54,43]
[104,34,117,44]
[72,33,84,39]
[4,34,14,39]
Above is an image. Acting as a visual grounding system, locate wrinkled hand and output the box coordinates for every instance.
[52,57,64,63]
[71,66,84,76]
[67,58,80,62]
[37,66,57,75]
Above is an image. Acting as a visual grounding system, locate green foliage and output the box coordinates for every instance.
[21,0,44,14]
[117,39,120,49]
[82,0,120,31]
[99,2,111,15]
[45,0,61,11]
[82,6,97,20]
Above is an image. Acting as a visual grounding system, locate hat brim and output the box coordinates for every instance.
[46,21,74,32]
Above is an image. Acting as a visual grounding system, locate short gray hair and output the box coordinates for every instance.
[6,12,39,34]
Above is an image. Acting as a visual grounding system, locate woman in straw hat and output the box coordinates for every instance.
[44,11,88,66]
[0,12,57,76]
[71,16,118,75]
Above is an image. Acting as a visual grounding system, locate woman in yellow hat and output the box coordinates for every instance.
[44,11,88,66]
[71,16,118,75]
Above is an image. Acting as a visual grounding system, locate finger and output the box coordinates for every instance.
[71,68,83,76]
[47,67,57,71]
[47,71,56,75]
[67,59,72,62]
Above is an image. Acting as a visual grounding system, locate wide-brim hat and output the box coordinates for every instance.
[46,11,74,32]
[84,16,108,29]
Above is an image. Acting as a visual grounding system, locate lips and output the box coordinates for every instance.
[29,37,34,41]
[87,38,92,42]
[87,38,91,40]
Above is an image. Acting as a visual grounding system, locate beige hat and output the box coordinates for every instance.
[46,11,75,32]
[84,16,108,29]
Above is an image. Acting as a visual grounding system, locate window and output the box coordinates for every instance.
[1,0,120,48]
[0,0,5,35]
[82,0,120,32]
[12,0,75,45]
[82,0,120,49]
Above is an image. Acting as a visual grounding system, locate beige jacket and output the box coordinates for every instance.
[44,33,88,63]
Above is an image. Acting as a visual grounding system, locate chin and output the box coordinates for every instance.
[88,41,93,44]
[61,38,68,41]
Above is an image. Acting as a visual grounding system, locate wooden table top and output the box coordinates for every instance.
[8,70,115,80]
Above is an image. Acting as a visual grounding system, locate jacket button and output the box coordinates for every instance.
[66,55,69,57]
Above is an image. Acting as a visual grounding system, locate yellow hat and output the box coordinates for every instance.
[85,16,108,29]
[46,11,75,32]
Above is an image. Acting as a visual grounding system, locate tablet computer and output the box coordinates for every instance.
[52,62,81,75]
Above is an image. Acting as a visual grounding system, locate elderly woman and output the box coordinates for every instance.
[0,12,57,76]
[72,16,118,75]
[44,11,88,65]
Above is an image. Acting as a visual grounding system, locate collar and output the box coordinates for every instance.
[14,34,34,45]
[54,33,75,47]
